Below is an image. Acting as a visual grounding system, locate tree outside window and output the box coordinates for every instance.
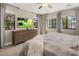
[62,16,76,30]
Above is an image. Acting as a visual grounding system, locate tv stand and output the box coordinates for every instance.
[12,29,37,45]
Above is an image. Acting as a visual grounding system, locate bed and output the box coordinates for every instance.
[19,32,79,56]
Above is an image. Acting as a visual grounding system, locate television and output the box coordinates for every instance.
[17,17,32,28]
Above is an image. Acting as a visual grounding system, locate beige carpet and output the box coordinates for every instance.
[0,43,24,56]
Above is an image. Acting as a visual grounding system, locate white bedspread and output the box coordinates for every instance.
[27,35,43,56]
[20,33,79,56]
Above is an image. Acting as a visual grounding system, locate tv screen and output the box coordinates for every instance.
[17,17,32,28]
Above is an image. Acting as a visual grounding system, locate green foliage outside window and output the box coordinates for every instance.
[62,17,68,29]
[51,18,56,28]
[5,14,15,30]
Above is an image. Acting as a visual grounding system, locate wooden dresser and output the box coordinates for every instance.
[12,29,37,45]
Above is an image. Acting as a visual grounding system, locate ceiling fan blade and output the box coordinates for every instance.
[48,5,52,8]
[38,6,43,9]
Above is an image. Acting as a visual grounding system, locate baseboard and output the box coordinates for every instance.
[4,42,12,46]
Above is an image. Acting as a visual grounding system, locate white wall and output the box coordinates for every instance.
[47,12,57,20]
[5,30,12,46]
[61,8,75,17]
[47,9,75,20]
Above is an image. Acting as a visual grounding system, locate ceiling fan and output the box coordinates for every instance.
[37,3,52,9]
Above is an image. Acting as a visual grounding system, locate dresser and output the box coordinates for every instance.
[12,29,37,45]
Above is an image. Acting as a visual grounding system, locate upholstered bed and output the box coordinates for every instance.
[19,32,79,56]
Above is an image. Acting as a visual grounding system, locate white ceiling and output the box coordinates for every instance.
[8,3,79,14]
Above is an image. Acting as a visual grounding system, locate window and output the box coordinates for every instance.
[51,18,56,28]
[48,18,56,28]
[5,14,15,30]
[62,17,68,29]
[62,16,76,29]
[33,20,38,28]
[67,16,76,29]
[48,20,52,28]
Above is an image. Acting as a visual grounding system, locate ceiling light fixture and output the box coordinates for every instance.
[37,3,52,9]
[42,3,48,7]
